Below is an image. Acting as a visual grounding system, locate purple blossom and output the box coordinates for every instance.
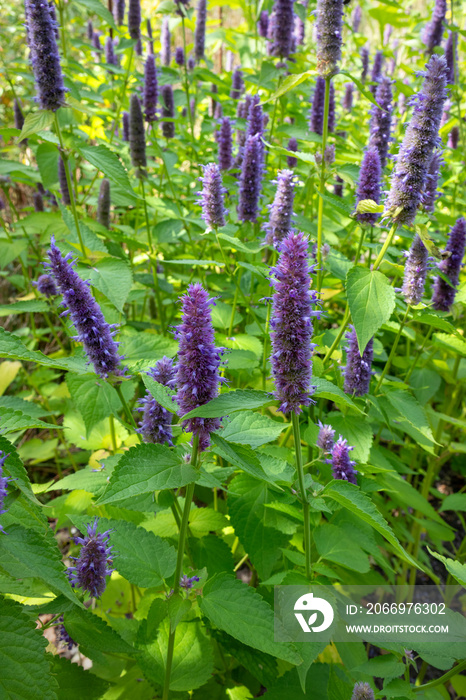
[92,31,102,52]
[230,67,244,99]
[122,111,129,141]
[34,191,44,211]
[269,231,320,414]
[139,357,176,446]
[265,169,296,246]
[310,77,334,135]
[384,55,448,226]
[161,17,171,66]
[421,150,443,212]
[370,50,383,95]
[268,0,295,58]
[147,18,154,53]
[317,421,335,452]
[105,36,117,66]
[194,0,207,60]
[128,0,141,41]
[352,5,361,33]
[258,10,269,38]
[26,0,66,111]
[448,126,459,149]
[287,137,298,167]
[67,518,114,598]
[161,84,175,139]
[144,54,158,123]
[58,617,77,650]
[334,175,343,197]
[0,452,12,533]
[355,148,381,225]
[174,283,224,452]
[360,45,369,82]
[369,76,393,170]
[294,11,305,46]
[46,238,124,377]
[342,83,353,112]
[316,0,344,78]
[87,20,93,40]
[402,234,429,306]
[58,157,71,206]
[35,273,57,297]
[344,327,373,396]
[197,163,227,228]
[331,437,357,484]
[246,95,264,142]
[175,46,185,65]
[216,117,233,171]
[188,55,195,70]
[422,0,446,52]
[97,178,111,229]
[129,94,146,173]
[114,0,125,25]
[135,37,143,56]
[14,99,25,133]
[445,32,458,84]
[238,134,263,222]
[432,217,466,312]
[351,683,375,700]
[179,574,200,589]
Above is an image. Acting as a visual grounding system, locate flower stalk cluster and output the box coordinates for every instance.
[197,163,227,229]
[139,357,176,445]
[67,518,114,598]
[432,218,466,311]
[343,327,373,397]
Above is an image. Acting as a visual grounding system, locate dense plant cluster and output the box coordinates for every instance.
[0,0,465,698]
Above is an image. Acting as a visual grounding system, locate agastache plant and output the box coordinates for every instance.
[230,67,244,99]
[315,0,344,78]
[35,273,57,297]
[194,0,207,61]
[264,169,296,246]
[26,0,66,111]
[258,10,269,38]
[216,117,233,170]
[138,357,176,445]
[355,147,381,225]
[369,76,393,169]
[268,0,295,58]
[351,682,375,700]
[432,217,466,312]
[197,163,227,229]
[114,0,125,25]
[161,84,175,138]
[445,32,457,84]
[421,150,443,212]
[122,111,129,141]
[0,452,12,533]
[128,0,141,41]
[343,83,353,111]
[352,4,361,33]
[370,50,383,95]
[67,518,114,598]
[331,437,357,484]
[344,327,373,397]
[58,156,71,205]
[143,54,158,123]
[360,45,369,82]
[401,234,429,306]
[161,18,171,66]
[97,178,111,229]
[287,137,298,167]
[384,54,448,226]
[46,238,124,378]
[105,36,117,66]
[129,94,147,173]
[310,77,334,135]
[422,0,446,53]
[238,134,263,222]
[317,421,335,453]
[175,46,184,65]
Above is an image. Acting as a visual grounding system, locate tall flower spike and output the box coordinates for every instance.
[317,421,335,453]
[129,94,147,173]
[14,99,25,132]
[448,126,459,149]
[161,85,175,139]
[105,36,117,66]
[87,19,93,40]
[35,273,57,297]
[175,46,184,65]
[197,163,227,228]
[34,191,44,211]
[432,217,466,312]
[401,234,429,306]
[122,111,129,141]
[144,54,158,123]
[58,156,71,205]
[128,0,141,41]
[139,357,176,446]
[270,232,320,414]
[421,149,443,212]
[114,0,125,25]
[355,148,381,225]
[343,83,353,111]
[47,238,124,377]
[351,682,375,700]
[310,77,334,135]
[26,0,66,111]
[384,54,448,226]
[161,17,171,66]
[422,0,446,53]
[445,32,458,84]
[238,134,263,222]
[344,327,373,397]
[370,50,383,95]
[316,0,344,78]
[97,178,111,229]
[258,10,269,38]
[269,0,295,58]
[287,137,298,167]
[146,18,154,53]
[0,452,12,533]
[334,174,343,197]
[194,0,207,61]
[216,117,233,171]
[360,45,369,82]
[369,76,393,170]
[246,95,264,141]
[265,169,296,246]
[331,437,357,484]
[92,32,101,52]
[230,67,244,99]
[352,5,361,32]
[67,518,114,598]
[174,283,224,452]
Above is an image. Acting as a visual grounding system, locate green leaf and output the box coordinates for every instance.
[79,257,133,312]
[78,145,136,201]
[0,436,36,502]
[0,300,48,316]
[189,508,229,536]
[384,390,438,453]
[263,71,314,103]
[63,607,134,656]
[96,443,197,505]
[36,143,59,189]
[355,199,385,214]
[323,481,419,568]
[74,0,117,29]
[218,411,287,449]
[181,389,273,420]
[211,433,283,486]
[0,406,56,434]
[66,373,123,438]
[0,596,58,700]
[313,523,370,573]
[50,656,109,700]
[326,412,373,463]
[120,332,177,372]
[18,110,55,141]
[199,573,301,664]
[313,377,363,414]
[427,548,466,586]
[346,267,396,354]
[433,332,466,358]
[440,493,466,512]
[141,374,179,413]
[340,70,382,109]
[189,535,235,577]
[59,206,109,256]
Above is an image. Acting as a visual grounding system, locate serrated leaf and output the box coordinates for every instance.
[440,493,466,512]
[66,373,123,438]
[211,433,282,486]
[79,257,133,312]
[313,523,370,573]
[0,327,88,373]
[427,548,466,586]
[50,657,109,700]
[384,390,438,453]
[0,597,59,700]
[120,332,178,372]
[78,145,136,201]
[36,143,59,189]
[199,573,301,664]
[141,374,179,413]
[0,300,48,316]
[18,110,55,141]
[63,607,134,656]
[181,389,272,420]
[218,411,287,448]
[313,377,363,414]
[326,412,373,463]
[0,406,56,434]
[346,267,396,354]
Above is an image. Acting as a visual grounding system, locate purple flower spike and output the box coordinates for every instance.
[194,0,207,60]
[238,134,263,222]
[352,5,361,33]
[122,111,129,142]
[58,617,76,650]
[35,273,57,297]
[402,234,429,306]
[445,32,458,84]
[147,18,154,53]
[129,94,146,173]
[161,84,175,139]
[26,0,66,111]
[246,95,264,142]
[310,77,334,135]
[331,437,357,484]
[97,178,111,229]
[174,283,224,452]
[351,682,375,700]
[47,238,124,377]
[92,32,102,53]
[197,163,227,229]
[105,36,117,66]
[432,218,466,312]
[317,421,335,452]
[175,46,185,65]
[161,17,171,66]
[34,191,44,211]
[139,357,176,446]
[230,67,244,99]
[179,574,200,589]
[216,117,233,171]
[360,45,369,82]
[87,20,93,40]
[144,54,158,123]
[287,137,298,167]
[14,99,25,133]
[343,83,353,112]
[128,0,141,41]
[265,169,296,246]
[334,175,343,197]
[58,157,71,206]
[316,0,344,78]
[269,0,295,58]
[269,231,320,415]
[421,150,443,212]
[114,0,125,25]
[67,518,114,598]
[355,148,381,225]
[422,0,446,53]
[369,76,393,170]
[344,327,373,397]
[370,50,383,95]
[384,54,448,226]
[448,126,459,150]
[258,10,269,38]
[0,452,12,533]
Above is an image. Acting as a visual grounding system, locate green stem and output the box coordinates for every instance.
[323,305,350,365]
[414,660,466,692]
[114,383,141,440]
[317,77,331,292]
[181,16,196,146]
[372,221,398,271]
[374,305,410,394]
[162,437,200,700]
[140,178,165,333]
[292,413,311,579]
[404,326,433,383]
